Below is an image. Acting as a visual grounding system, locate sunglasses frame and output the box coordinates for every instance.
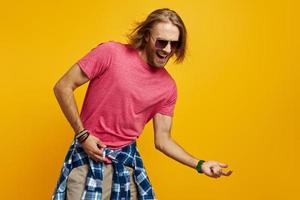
[150,34,180,50]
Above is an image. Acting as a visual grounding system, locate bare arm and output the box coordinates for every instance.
[53,63,89,134]
[153,113,233,178]
[153,113,199,168]
[53,63,108,162]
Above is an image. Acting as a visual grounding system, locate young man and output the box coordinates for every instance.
[52,8,232,200]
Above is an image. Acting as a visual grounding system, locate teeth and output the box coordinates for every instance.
[157,52,167,58]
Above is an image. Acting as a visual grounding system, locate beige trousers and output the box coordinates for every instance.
[66,164,138,200]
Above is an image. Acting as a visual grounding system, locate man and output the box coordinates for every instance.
[52,8,232,200]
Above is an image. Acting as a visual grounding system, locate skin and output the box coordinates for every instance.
[139,21,179,68]
[53,21,233,178]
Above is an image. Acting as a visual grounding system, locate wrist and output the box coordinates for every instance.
[75,129,90,143]
[74,121,85,134]
[75,128,85,136]
[75,129,88,137]
[192,158,199,168]
[195,160,205,173]
[79,132,90,143]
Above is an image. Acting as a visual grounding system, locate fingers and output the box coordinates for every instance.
[211,166,222,178]
[92,146,104,156]
[89,147,107,162]
[221,170,233,176]
[218,163,228,168]
[80,134,112,163]
[89,136,106,155]
[211,168,233,178]
[92,143,107,160]
[90,152,105,162]
[202,166,214,177]
[202,161,233,178]
[90,151,112,163]
[218,162,233,176]
[97,141,107,148]
[81,135,107,162]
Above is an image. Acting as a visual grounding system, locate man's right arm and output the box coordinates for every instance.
[53,63,108,162]
[53,63,89,134]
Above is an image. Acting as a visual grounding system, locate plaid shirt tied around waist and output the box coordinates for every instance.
[52,139,156,200]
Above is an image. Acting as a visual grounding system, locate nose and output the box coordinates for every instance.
[162,42,172,54]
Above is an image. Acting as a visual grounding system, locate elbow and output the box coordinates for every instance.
[155,139,167,152]
[53,80,73,95]
[53,82,62,96]
[53,81,69,97]
[154,132,172,152]
[53,82,58,92]
[155,142,162,151]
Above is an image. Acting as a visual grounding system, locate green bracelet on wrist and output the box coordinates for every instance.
[196,160,205,173]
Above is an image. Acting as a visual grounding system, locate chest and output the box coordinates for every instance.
[109,61,171,112]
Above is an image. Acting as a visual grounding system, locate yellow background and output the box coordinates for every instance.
[1,0,299,199]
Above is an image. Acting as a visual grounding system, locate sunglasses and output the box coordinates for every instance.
[150,35,180,50]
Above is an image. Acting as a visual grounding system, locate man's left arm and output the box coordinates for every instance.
[153,113,233,178]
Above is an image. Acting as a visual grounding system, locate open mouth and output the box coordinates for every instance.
[156,52,168,59]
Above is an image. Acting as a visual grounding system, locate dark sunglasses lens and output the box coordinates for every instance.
[155,40,168,49]
[171,41,179,49]
[155,39,179,49]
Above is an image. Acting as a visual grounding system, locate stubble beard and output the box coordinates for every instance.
[145,45,167,68]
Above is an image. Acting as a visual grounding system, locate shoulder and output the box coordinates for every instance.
[96,40,134,55]
[86,41,129,61]
[93,40,121,51]
[99,40,129,50]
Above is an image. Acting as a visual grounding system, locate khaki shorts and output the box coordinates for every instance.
[66,164,138,200]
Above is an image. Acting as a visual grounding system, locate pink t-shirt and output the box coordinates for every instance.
[77,41,177,149]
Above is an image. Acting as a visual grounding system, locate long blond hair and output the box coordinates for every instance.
[127,8,187,63]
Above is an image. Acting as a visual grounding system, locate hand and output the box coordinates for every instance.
[80,134,110,162]
[201,160,233,178]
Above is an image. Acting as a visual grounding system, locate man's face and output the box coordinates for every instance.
[144,22,180,68]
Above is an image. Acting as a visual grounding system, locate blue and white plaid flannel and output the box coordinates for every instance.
[52,139,156,200]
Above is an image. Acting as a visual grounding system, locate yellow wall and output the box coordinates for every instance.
[1,0,299,199]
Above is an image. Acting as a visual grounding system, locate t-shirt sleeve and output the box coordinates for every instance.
[155,84,178,117]
[76,42,114,80]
